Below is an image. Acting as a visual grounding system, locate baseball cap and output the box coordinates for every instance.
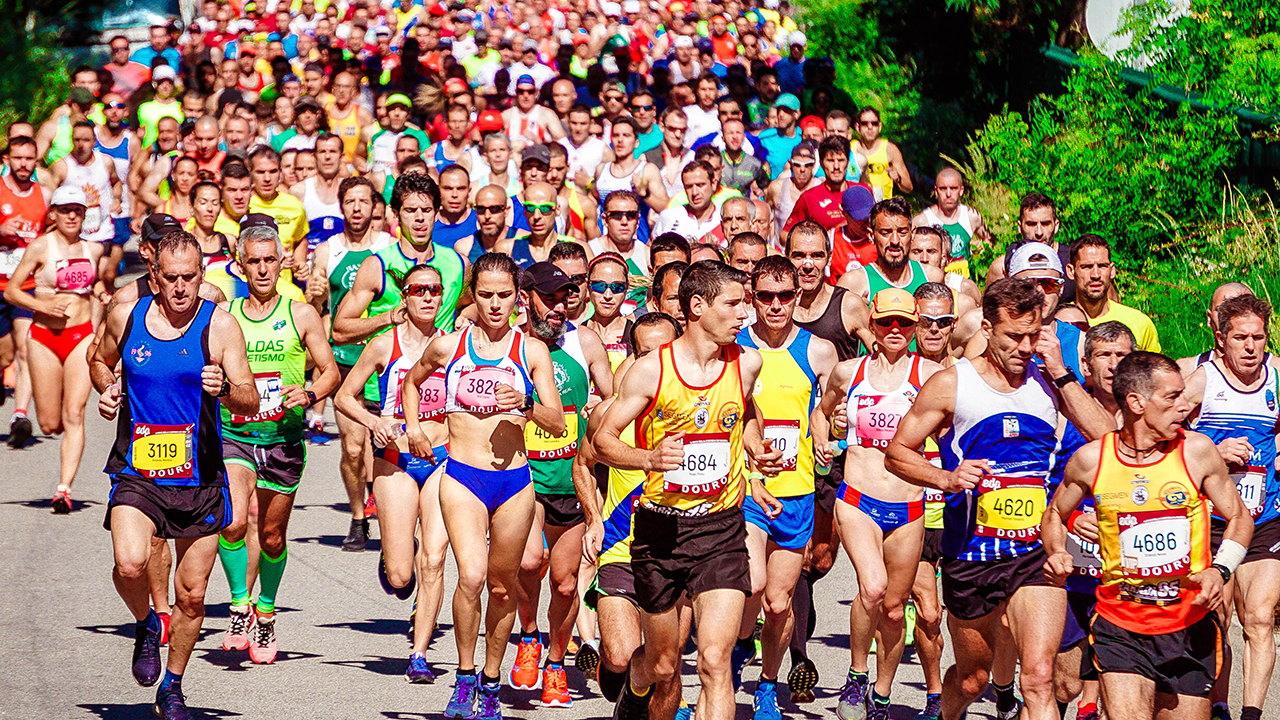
[521,144,551,166]
[374,27,391,38]
[840,184,876,222]
[267,32,282,41]
[623,0,641,12]
[602,1,623,17]
[385,93,412,109]
[516,73,536,88]
[799,115,825,131]
[789,31,807,47]
[572,33,590,46]
[151,65,177,83]
[695,37,713,53]
[280,73,300,85]
[428,2,447,16]
[239,42,258,55]
[294,95,323,112]
[520,262,576,294]
[869,288,918,321]
[673,35,694,49]
[141,213,184,243]
[50,185,88,208]
[68,87,96,106]
[239,213,278,234]
[521,38,539,53]
[477,109,505,133]
[1007,241,1064,276]
[775,93,801,112]
[790,141,816,159]
[444,77,469,94]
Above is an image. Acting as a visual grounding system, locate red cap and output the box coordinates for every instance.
[477,109,505,133]
[428,2,447,15]
[799,115,825,131]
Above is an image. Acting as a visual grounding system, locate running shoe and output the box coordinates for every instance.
[541,665,572,707]
[406,652,435,684]
[914,693,942,720]
[567,638,579,655]
[364,493,378,519]
[476,682,503,720]
[867,699,890,720]
[222,605,253,651]
[995,698,1023,720]
[836,673,869,720]
[307,420,330,446]
[8,415,31,448]
[612,682,651,720]
[574,640,600,680]
[131,611,163,687]
[157,612,170,646]
[248,614,277,664]
[342,518,369,552]
[51,486,72,514]
[905,602,917,646]
[153,684,192,720]
[674,703,692,720]
[509,636,543,689]
[787,655,819,704]
[752,682,781,720]
[1211,703,1231,720]
[378,547,416,600]
[731,641,754,692]
[445,673,479,718]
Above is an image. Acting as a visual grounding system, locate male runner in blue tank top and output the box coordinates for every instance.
[90,231,259,720]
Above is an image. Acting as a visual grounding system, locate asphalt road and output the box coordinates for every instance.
[0,402,1274,719]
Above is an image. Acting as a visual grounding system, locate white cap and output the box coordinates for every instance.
[152,64,177,82]
[602,1,622,16]
[673,35,694,49]
[50,185,88,208]
[763,0,779,7]
[1008,241,1064,276]
[789,31,807,47]
[623,0,641,13]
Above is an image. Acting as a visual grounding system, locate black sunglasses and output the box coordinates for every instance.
[475,204,506,215]
[875,316,917,329]
[606,210,640,220]
[754,289,797,304]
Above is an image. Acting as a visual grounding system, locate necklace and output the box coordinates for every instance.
[1118,436,1162,458]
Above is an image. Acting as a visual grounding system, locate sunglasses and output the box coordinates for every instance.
[604,94,626,102]
[590,280,627,294]
[630,104,655,111]
[791,160,814,169]
[524,202,555,215]
[919,314,957,329]
[875,316,917,329]
[475,204,506,215]
[404,283,444,297]
[112,46,130,52]
[606,210,640,220]
[754,289,797,304]
[517,88,537,95]
[566,273,588,286]
[106,101,128,110]
[1029,276,1065,293]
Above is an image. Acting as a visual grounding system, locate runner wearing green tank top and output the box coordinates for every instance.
[215,226,340,665]
[510,262,615,705]
[839,197,945,305]
[330,172,467,552]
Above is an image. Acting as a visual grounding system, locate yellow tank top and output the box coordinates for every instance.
[1093,431,1211,634]
[741,327,817,497]
[639,342,747,515]
[599,419,644,567]
[924,437,945,529]
[325,97,363,164]
[861,140,893,200]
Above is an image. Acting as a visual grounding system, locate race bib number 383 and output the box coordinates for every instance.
[131,423,194,479]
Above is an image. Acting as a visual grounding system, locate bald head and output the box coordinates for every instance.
[524,182,556,205]
[1209,281,1255,334]
[475,184,507,208]
[933,167,965,212]
[936,167,963,185]
[194,115,220,134]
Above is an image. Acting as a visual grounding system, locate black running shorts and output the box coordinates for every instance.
[940,546,1054,621]
[631,505,751,614]
[105,475,230,539]
[537,492,585,528]
[1090,612,1223,697]
[1210,515,1280,563]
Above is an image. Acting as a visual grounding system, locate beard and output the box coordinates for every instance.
[531,313,566,341]
[107,119,124,132]
[880,248,908,270]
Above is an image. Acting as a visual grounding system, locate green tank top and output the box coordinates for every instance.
[865,259,928,300]
[222,297,308,444]
[528,326,591,495]
[328,243,380,367]
[368,239,465,332]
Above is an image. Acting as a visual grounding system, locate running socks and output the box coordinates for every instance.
[217,537,251,606]
[872,691,890,708]
[1241,707,1262,720]
[849,669,869,685]
[482,672,500,686]
[159,670,182,692]
[735,636,755,654]
[520,630,539,644]
[599,664,627,702]
[993,681,1017,714]
[256,547,288,614]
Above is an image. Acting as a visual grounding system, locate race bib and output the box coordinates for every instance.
[231,373,284,423]
[525,406,579,460]
[1118,509,1191,577]
[1067,526,1103,580]
[84,205,102,234]
[456,365,518,412]
[1230,466,1266,519]
[131,422,194,479]
[924,487,945,506]
[663,432,731,496]
[0,248,22,279]
[55,257,94,293]
[763,419,800,471]
[396,369,446,421]
[974,475,1046,541]
[854,394,910,450]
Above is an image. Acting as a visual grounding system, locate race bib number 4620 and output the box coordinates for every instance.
[974,475,1046,541]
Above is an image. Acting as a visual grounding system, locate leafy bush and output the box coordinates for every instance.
[0,14,73,134]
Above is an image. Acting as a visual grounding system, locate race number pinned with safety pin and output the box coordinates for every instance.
[663,432,732,496]
[132,423,195,480]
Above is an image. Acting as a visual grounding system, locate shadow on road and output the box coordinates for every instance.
[77,623,217,643]
[293,534,382,552]
[322,654,412,676]
[78,703,243,719]
[2,496,97,511]
[316,618,452,637]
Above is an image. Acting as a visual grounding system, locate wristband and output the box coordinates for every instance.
[747,472,764,483]
[306,390,318,406]
[1052,370,1079,389]
[521,393,535,412]
[217,379,231,398]
[1213,538,1246,574]
[1066,509,1084,535]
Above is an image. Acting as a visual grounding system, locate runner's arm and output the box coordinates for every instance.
[884,367,981,492]
[331,255,403,343]
[208,308,260,416]
[401,332,453,442]
[887,142,912,193]
[334,332,391,432]
[524,338,567,436]
[1,237,55,315]
[305,241,331,313]
[840,291,876,353]
[642,165,671,212]
[577,323,615,401]
[594,351,676,472]
[137,157,170,210]
[1039,326,1114,440]
[90,301,132,392]
[292,302,340,402]
[1190,430,1253,609]
[1042,442,1100,584]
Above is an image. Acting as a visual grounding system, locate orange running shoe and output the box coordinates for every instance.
[509,636,542,689]
[540,665,572,707]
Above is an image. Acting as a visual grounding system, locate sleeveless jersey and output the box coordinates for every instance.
[377,325,447,422]
[95,130,132,218]
[62,151,114,242]
[0,176,47,290]
[939,358,1058,561]
[369,240,465,333]
[864,259,928,301]
[847,355,924,455]
[1093,431,1211,634]
[527,325,591,495]
[326,232,394,367]
[737,327,819,497]
[596,159,653,244]
[773,178,800,240]
[638,342,747,515]
[427,141,465,175]
[600,418,644,568]
[443,326,535,416]
[1050,417,1103,594]
[855,139,893,201]
[511,233,575,269]
[106,298,225,487]
[1189,362,1280,523]
[509,108,550,146]
[795,286,862,361]
[324,99,363,162]
[920,204,977,261]
[301,176,344,250]
[221,297,307,444]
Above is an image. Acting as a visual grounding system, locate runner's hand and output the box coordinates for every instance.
[581,396,601,419]
[583,521,604,564]
[1216,436,1254,466]
[646,431,685,472]
[372,417,403,448]
[406,426,432,458]
[0,216,21,235]
[753,438,785,477]
[1191,568,1226,611]
[1073,511,1100,544]
[493,383,524,412]
[1036,327,1066,377]
[943,459,990,492]
[47,296,71,318]
[98,382,121,421]
[832,399,848,437]
[282,384,310,409]
[751,478,783,520]
[814,439,832,469]
[388,304,409,326]
[201,365,224,396]
[1044,551,1073,586]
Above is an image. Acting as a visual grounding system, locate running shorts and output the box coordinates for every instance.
[1060,590,1099,681]
[374,443,447,488]
[1210,515,1280,563]
[1090,612,1222,697]
[595,562,639,606]
[223,438,306,494]
[940,546,1054,621]
[837,483,924,533]
[537,492,585,528]
[631,504,751,614]
[921,527,944,564]
[105,475,230,539]
[743,493,814,549]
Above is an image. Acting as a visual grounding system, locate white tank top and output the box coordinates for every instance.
[302,176,342,223]
[508,108,549,146]
[774,177,799,239]
[469,156,522,197]
[378,325,447,421]
[920,204,977,236]
[561,136,607,184]
[63,151,113,242]
[94,130,132,218]
[443,326,535,416]
[1189,362,1280,521]
[846,355,924,451]
[595,158,646,201]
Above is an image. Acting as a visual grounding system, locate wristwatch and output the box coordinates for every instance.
[1212,563,1232,584]
[521,394,535,412]
[217,379,231,398]
[1052,370,1079,389]
[306,390,318,406]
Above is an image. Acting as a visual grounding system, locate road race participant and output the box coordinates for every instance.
[911,168,991,278]
[1175,282,1264,376]
[334,264,452,684]
[510,262,613,707]
[290,133,347,252]
[884,278,1114,720]
[851,108,911,200]
[332,172,464,551]
[4,185,107,512]
[907,226,981,307]
[44,120,124,276]
[584,252,633,370]
[215,220,338,665]
[983,193,1072,300]
[1184,294,1280,720]
[588,191,651,306]
[399,252,564,720]
[764,142,820,243]
[1043,351,1252,720]
[247,147,309,285]
[91,231,257,720]
[818,289,942,720]
[734,256,838,719]
[838,198,944,304]
[1067,234,1161,352]
[595,260,781,720]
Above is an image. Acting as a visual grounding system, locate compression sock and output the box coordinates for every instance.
[1241,707,1262,720]
[872,691,890,708]
[789,569,814,655]
[736,636,756,653]
[599,664,627,702]
[1058,700,1069,718]
[217,537,250,606]
[10,408,25,420]
[159,670,182,692]
[255,546,288,615]
[993,681,1017,714]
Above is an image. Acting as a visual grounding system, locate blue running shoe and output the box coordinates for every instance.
[730,642,754,692]
[476,682,503,720]
[153,684,192,720]
[674,706,692,720]
[836,672,869,720]
[406,652,436,684]
[132,611,162,687]
[753,682,782,720]
[446,673,479,718]
[914,693,942,720]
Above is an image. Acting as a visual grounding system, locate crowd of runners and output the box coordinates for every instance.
[2,2,1276,719]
